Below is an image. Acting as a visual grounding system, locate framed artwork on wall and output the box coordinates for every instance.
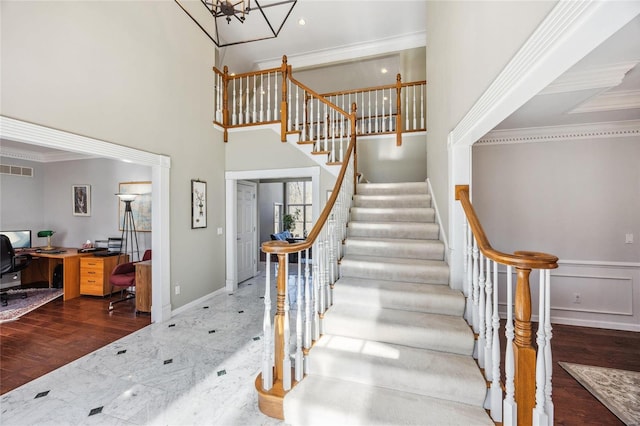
[192,179,207,229]
[118,181,152,232]
[72,184,91,216]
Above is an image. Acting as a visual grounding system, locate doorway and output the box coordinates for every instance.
[236,181,257,283]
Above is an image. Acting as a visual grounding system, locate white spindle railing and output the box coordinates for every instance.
[458,185,558,426]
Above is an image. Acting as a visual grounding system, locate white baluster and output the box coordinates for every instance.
[323,103,328,153]
[261,255,273,390]
[478,252,486,369]
[374,90,379,133]
[412,85,417,130]
[238,78,244,125]
[472,238,480,335]
[463,221,471,323]
[287,79,292,131]
[282,258,291,391]
[331,109,336,163]
[304,248,312,352]
[382,89,386,133]
[312,241,320,340]
[367,91,372,134]
[259,73,264,122]
[533,270,549,426]
[267,72,271,121]
[485,256,494,381]
[420,84,425,129]
[360,91,364,134]
[544,269,554,424]
[232,78,237,125]
[405,87,409,130]
[295,84,300,131]
[246,76,250,124]
[504,265,517,425]
[294,260,303,382]
[490,261,502,422]
[252,75,257,123]
[274,71,278,121]
[309,95,314,142]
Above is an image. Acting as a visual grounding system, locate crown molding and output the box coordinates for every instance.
[539,61,638,95]
[570,89,640,114]
[255,31,426,71]
[477,120,640,145]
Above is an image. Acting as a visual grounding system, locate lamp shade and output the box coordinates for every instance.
[37,230,55,238]
[115,193,137,201]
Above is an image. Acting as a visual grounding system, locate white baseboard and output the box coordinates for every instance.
[171,286,227,317]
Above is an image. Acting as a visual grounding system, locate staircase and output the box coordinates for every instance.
[283,182,493,425]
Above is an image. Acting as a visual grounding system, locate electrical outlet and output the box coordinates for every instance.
[573,293,581,304]
[625,233,634,244]
[175,285,181,295]
[217,227,223,235]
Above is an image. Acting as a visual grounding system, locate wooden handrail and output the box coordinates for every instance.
[319,80,427,98]
[455,185,558,270]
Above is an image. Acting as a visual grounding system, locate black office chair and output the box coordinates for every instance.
[0,234,33,306]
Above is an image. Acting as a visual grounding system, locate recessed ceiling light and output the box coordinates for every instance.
[298,18,306,26]
[381,68,388,74]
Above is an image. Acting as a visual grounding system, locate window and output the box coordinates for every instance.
[285,181,312,238]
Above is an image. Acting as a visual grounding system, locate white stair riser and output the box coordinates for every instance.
[347,222,440,240]
[339,259,449,285]
[343,239,444,260]
[353,195,431,208]
[350,207,435,223]
[356,182,428,195]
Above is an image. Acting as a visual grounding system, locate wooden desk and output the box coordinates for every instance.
[21,249,92,301]
[135,260,152,313]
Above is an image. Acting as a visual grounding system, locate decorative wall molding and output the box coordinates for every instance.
[477,119,640,145]
[539,61,638,95]
[570,89,640,114]
[256,31,426,71]
[0,146,92,163]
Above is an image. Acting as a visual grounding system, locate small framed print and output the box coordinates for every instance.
[72,184,91,216]
[191,179,207,229]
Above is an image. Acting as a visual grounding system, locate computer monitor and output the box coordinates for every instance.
[0,230,32,249]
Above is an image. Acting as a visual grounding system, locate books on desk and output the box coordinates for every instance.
[37,249,67,254]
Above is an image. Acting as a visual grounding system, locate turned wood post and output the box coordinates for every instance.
[395,73,403,146]
[280,56,288,142]
[222,66,230,142]
[273,252,287,382]
[514,266,536,426]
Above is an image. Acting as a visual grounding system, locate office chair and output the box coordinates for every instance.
[0,234,33,306]
[108,249,151,311]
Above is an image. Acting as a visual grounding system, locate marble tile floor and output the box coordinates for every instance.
[0,265,286,426]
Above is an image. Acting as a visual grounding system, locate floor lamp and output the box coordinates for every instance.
[116,193,140,263]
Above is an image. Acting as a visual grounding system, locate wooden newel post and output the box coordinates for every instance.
[395,73,403,146]
[281,55,288,142]
[273,252,287,382]
[223,66,230,142]
[514,266,536,426]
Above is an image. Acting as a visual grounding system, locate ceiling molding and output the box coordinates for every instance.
[570,89,640,114]
[255,31,426,71]
[477,120,640,145]
[539,61,638,95]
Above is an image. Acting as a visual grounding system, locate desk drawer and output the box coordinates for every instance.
[80,256,125,296]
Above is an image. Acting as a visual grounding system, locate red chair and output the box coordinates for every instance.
[108,250,151,311]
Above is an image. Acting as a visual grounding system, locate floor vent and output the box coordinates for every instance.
[0,163,33,177]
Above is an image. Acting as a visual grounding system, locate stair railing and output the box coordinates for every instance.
[213,56,426,152]
[255,102,358,420]
[455,185,558,426]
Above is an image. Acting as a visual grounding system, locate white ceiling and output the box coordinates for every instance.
[2,3,638,161]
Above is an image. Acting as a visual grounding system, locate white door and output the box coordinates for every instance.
[237,181,257,283]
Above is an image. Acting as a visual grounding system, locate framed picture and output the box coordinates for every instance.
[72,184,91,216]
[191,179,207,229]
[118,181,152,232]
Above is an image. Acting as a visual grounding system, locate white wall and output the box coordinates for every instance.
[357,133,426,183]
[0,158,45,233]
[474,135,640,331]
[1,1,224,309]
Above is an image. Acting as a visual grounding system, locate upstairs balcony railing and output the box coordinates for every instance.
[213,56,426,153]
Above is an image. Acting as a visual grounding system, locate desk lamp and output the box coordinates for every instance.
[37,230,55,249]
[115,193,140,263]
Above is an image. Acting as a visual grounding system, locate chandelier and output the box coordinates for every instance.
[175,0,297,48]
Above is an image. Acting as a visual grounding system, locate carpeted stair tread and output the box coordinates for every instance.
[350,207,435,223]
[340,255,449,285]
[322,304,474,355]
[283,375,494,426]
[356,182,428,195]
[347,221,440,240]
[333,276,464,315]
[353,194,431,208]
[343,237,444,260]
[307,334,488,406]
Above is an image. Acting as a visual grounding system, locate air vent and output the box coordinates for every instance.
[0,163,33,177]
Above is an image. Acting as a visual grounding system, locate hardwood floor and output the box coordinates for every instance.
[0,293,149,395]
[551,323,639,426]
[1,292,638,425]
